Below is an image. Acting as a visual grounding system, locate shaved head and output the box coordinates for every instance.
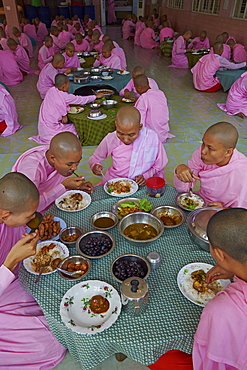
[102,34,111,43]
[12,27,20,35]
[216,34,224,43]
[102,42,112,52]
[49,132,82,158]
[104,40,114,49]
[116,106,141,127]
[55,73,69,88]
[65,42,74,50]
[0,29,6,38]
[132,66,145,77]
[134,74,149,88]
[75,33,83,40]
[207,208,247,262]
[53,53,65,64]
[0,173,39,214]
[213,41,223,54]
[92,29,100,38]
[44,35,52,43]
[7,38,17,47]
[200,30,207,36]
[205,122,238,149]
[184,30,192,36]
[227,39,235,46]
[222,31,228,42]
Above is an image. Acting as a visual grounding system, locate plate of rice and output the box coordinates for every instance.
[104,178,138,197]
[55,190,91,212]
[177,262,231,307]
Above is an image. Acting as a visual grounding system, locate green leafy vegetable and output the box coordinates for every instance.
[119,201,137,208]
[186,204,197,209]
[107,186,114,193]
[139,198,152,212]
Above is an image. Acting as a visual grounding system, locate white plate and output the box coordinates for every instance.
[176,192,205,211]
[23,241,69,275]
[87,114,107,120]
[117,70,130,75]
[26,216,66,243]
[102,76,113,80]
[104,178,138,197]
[55,190,91,212]
[68,107,84,114]
[121,98,135,103]
[177,262,231,307]
[60,280,121,334]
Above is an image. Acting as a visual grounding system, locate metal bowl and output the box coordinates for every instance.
[112,197,141,219]
[151,205,185,228]
[82,71,90,76]
[90,75,102,80]
[186,207,221,252]
[83,51,90,56]
[95,89,114,98]
[59,226,83,247]
[175,192,205,212]
[73,75,89,84]
[118,212,164,247]
[89,109,102,118]
[57,255,91,281]
[90,211,118,230]
[91,67,101,75]
[101,100,118,109]
[76,230,115,259]
[110,254,151,283]
[90,102,101,108]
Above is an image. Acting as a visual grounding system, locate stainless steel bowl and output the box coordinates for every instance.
[110,254,150,283]
[90,102,101,108]
[186,207,221,252]
[73,75,89,84]
[175,192,205,211]
[95,89,114,98]
[151,205,185,228]
[118,212,164,247]
[82,71,90,75]
[57,255,91,281]
[76,230,115,259]
[101,100,118,109]
[91,68,101,75]
[90,75,102,80]
[112,197,141,219]
[59,226,83,247]
[89,109,102,118]
[90,211,118,230]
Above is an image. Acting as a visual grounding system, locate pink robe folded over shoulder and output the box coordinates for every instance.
[169,35,188,68]
[140,28,159,49]
[193,277,247,369]
[72,39,90,52]
[134,21,146,46]
[232,44,247,63]
[88,127,168,183]
[0,38,9,51]
[217,71,247,116]
[37,62,59,99]
[119,77,158,97]
[188,36,210,50]
[112,46,127,70]
[93,54,122,69]
[159,27,174,41]
[221,43,231,60]
[0,223,66,368]
[58,30,72,44]
[122,20,135,40]
[191,53,220,91]
[38,45,54,70]
[23,24,37,43]
[174,146,247,208]
[0,50,23,85]
[134,89,173,143]
[14,45,31,74]
[90,40,104,53]
[29,86,96,145]
[36,22,48,42]
[0,84,22,136]
[12,145,68,213]
[50,34,66,53]
[19,32,33,58]
[61,52,80,69]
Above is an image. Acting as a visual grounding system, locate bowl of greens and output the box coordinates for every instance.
[112,198,153,219]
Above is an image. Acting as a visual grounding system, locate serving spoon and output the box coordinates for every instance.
[56,267,85,278]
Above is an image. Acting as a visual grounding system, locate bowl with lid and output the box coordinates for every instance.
[89,109,102,118]
[146,177,165,198]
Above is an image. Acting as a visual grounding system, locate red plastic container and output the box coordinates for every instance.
[146,177,166,198]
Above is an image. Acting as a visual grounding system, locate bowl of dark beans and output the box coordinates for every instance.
[110,254,150,283]
[76,230,115,259]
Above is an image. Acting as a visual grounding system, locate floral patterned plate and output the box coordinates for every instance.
[177,262,230,307]
[60,280,121,334]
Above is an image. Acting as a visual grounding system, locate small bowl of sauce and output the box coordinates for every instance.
[90,211,118,230]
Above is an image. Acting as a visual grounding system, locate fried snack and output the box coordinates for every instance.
[89,295,110,314]
[31,243,64,273]
[38,214,61,241]
[62,234,80,242]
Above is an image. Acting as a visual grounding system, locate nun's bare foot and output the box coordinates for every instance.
[236,112,246,119]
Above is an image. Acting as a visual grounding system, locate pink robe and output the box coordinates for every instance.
[134,21,146,46]
[62,52,80,69]
[159,27,174,41]
[134,89,173,143]
[38,45,55,70]
[191,53,220,91]
[19,32,33,58]
[88,127,168,182]
[174,146,247,207]
[51,20,58,27]
[72,39,90,52]
[93,25,103,35]
[93,53,122,69]
[218,71,247,116]
[37,62,59,99]
[0,223,66,368]
[4,25,9,38]
[0,84,22,136]
[193,276,247,369]
[122,20,135,40]
[23,24,37,43]
[112,46,127,70]
[90,40,104,53]
[36,22,48,42]
[170,36,188,68]
[232,43,247,63]
[140,28,159,49]
[221,43,231,60]
[58,30,72,44]
[29,86,96,145]
[0,50,23,85]
[50,34,66,53]
[107,0,117,24]
[0,38,9,51]
[119,77,159,97]
[12,145,68,213]
[14,45,31,74]
[72,26,84,35]
[188,36,210,50]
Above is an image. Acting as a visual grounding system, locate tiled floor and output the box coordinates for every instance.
[2,25,247,370]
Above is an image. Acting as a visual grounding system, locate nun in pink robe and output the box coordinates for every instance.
[0,84,22,137]
[221,43,231,60]
[0,37,9,50]
[218,71,247,117]
[23,23,37,41]
[0,223,66,368]
[107,0,117,24]
[134,20,146,46]
[232,43,247,63]
[88,126,168,183]
[50,33,66,53]
[72,38,90,52]
[38,44,55,70]
[14,44,31,74]
[140,27,159,49]
[122,19,135,40]
[159,27,174,41]
[29,86,97,145]
[111,46,127,70]
[62,52,80,69]
[93,53,122,69]
[0,50,23,85]
[170,35,188,68]
[36,21,48,42]
[37,62,59,99]
[134,89,173,143]
[58,30,72,44]
[188,36,210,50]
[174,145,247,207]
[119,77,158,97]
[19,32,33,57]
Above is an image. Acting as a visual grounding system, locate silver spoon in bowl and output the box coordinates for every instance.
[56,267,85,278]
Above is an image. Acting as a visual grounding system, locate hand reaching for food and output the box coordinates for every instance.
[92,163,103,176]
[175,164,200,183]
[62,176,85,190]
[207,202,224,208]
[206,264,234,284]
[135,175,146,186]
[80,181,94,193]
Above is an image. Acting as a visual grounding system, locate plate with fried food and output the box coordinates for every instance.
[177,263,231,307]
[68,106,84,114]
[55,190,91,212]
[112,198,152,218]
[26,214,66,242]
[104,178,138,197]
[23,241,69,275]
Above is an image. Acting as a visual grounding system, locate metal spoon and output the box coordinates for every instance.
[56,267,85,278]
[34,267,45,283]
